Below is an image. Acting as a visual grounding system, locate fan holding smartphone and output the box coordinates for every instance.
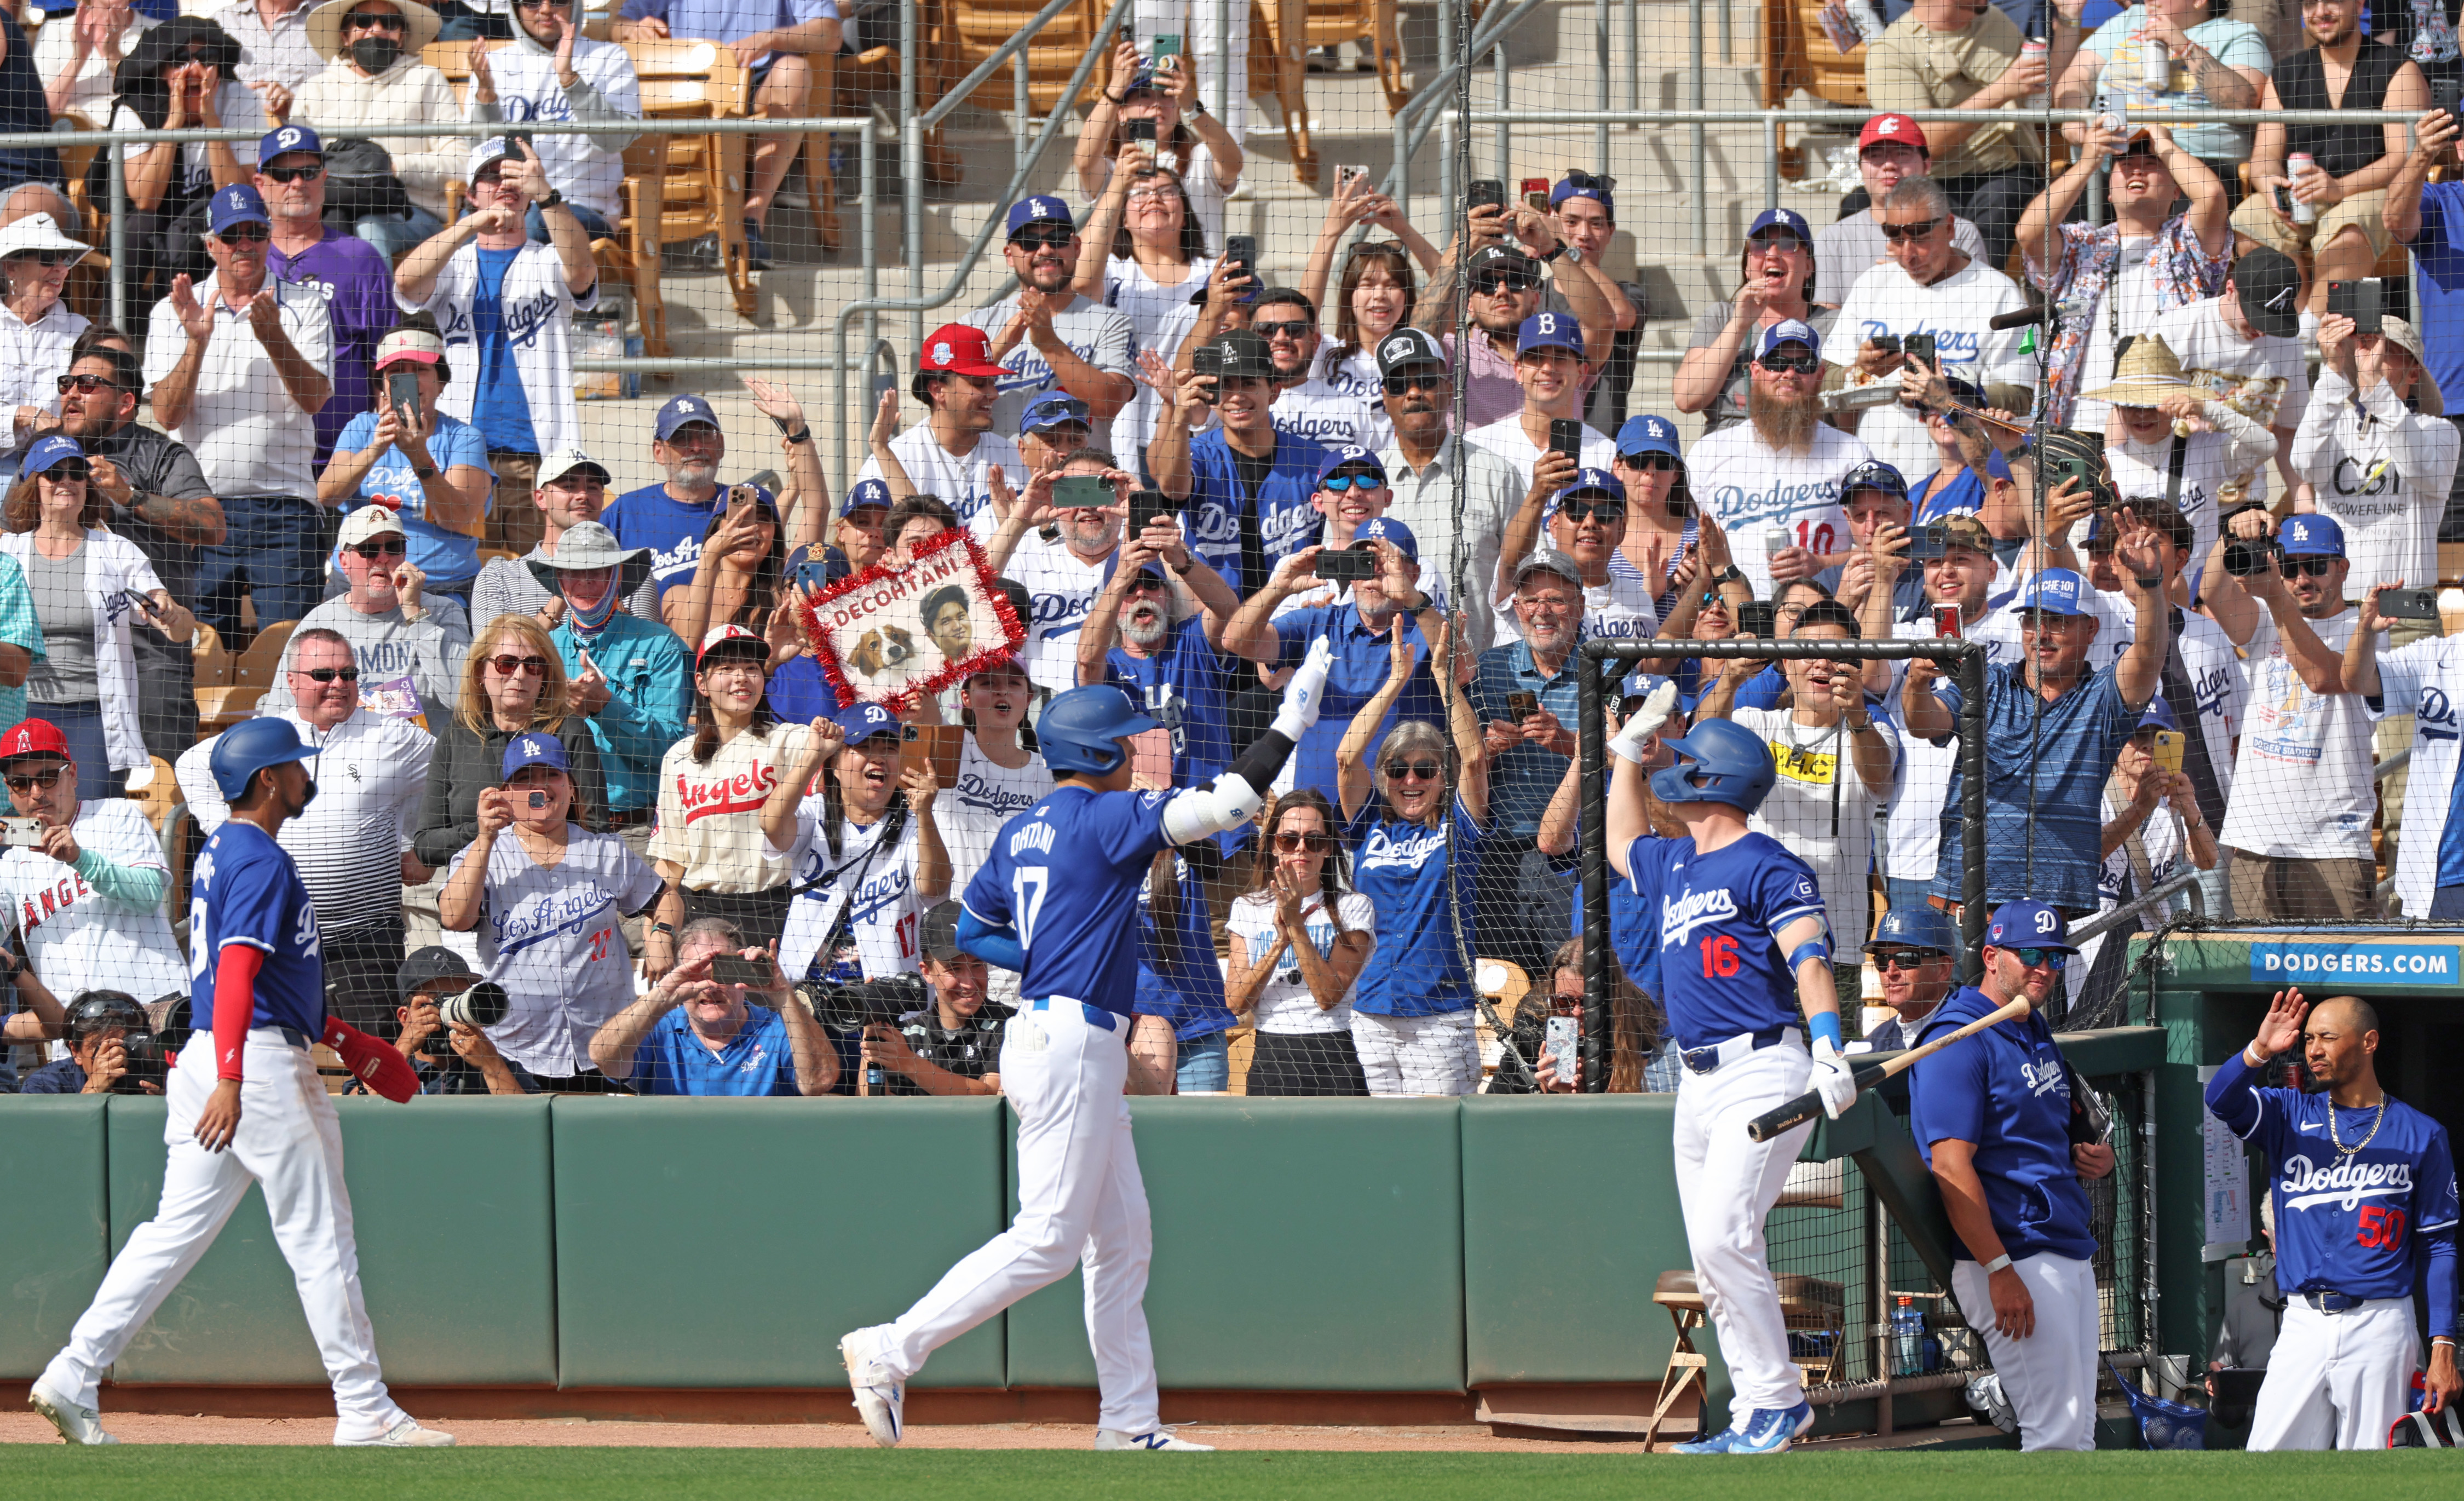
[315,321,494,601]
[1073,34,1246,246]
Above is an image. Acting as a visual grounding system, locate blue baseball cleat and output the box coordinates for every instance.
[1726,1401,1816,1454]
[1671,1427,1737,1454]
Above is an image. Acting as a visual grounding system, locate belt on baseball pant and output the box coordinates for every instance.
[252,1025,312,1050]
[2302,1290,2371,1314]
[1025,997,1119,1032]
[1680,1025,1800,1076]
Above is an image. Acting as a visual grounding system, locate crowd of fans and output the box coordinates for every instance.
[5,7,2464,1101]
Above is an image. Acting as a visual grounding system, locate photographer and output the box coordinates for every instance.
[859,901,1004,1097]
[590,917,836,1096]
[19,991,159,1095]
[388,947,532,1096]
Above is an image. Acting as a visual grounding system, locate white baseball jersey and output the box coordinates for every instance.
[855,422,1022,539]
[0,798,187,1004]
[449,826,663,1077]
[777,806,929,982]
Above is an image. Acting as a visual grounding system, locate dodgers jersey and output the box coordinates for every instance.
[1621,832,1824,1050]
[187,820,326,1037]
[2207,1050,2460,1322]
[1907,986,2099,1262]
[963,784,1175,1015]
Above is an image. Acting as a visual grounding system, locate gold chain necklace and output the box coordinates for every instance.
[2328,1094,2388,1157]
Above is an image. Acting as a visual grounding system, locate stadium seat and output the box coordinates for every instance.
[198,618,298,733]
[1763,0,1869,180]
[1262,0,1406,116]
[1248,0,1321,190]
[942,0,1107,116]
[127,755,193,924]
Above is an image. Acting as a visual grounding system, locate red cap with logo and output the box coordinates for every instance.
[1858,113,1928,154]
[918,323,1009,379]
[0,717,70,763]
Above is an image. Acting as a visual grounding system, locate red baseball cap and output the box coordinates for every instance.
[696,623,768,667]
[0,717,70,763]
[918,324,1009,380]
[1859,113,1928,154]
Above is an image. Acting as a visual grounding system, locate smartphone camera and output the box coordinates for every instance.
[527,791,549,809]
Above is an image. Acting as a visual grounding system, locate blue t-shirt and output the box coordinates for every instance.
[1620,831,1824,1050]
[602,481,778,597]
[469,246,538,455]
[188,820,327,1037]
[330,408,495,584]
[963,783,1175,1015]
[629,1005,803,1096]
[1345,795,1487,1017]
[2409,182,2464,426]
[1910,453,2008,526]
[765,652,842,724]
[1178,425,1332,596]
[1928,659,2144,911]
[1133,847,1235,1040]
[1104,613,1242,790]
[1274,603,1444,806]
[1907,986,2100,1263]
[2206,1049,2461,1322]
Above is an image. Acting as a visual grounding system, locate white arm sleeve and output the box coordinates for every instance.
[1159,773,1266,847]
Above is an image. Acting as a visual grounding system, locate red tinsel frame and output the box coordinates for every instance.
[797,526,1026,714]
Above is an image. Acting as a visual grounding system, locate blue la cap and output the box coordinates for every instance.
[1840,459,1908,499]
[1615,413,1680,459]
[501,731,571,780]
[260,123,323,162]
[1558,466,1625,502]
[1316,444,1387,487]
[1356,516,1417,561]
[1517,311,1585,358]
[840,477,892,517]
[1759,319,1820,357]
[1020,393,1092,433]
[1748,207,1814,245]
[2279,513,2346,558]
[833,701,901,744]
[21,434,84,478]
[2012,567,2093,618]
[1866,903,1959,956]
[1986,899,2079,954]
[208,184,269,236]
[1551,174,1614,215]
[1621,667,1674,704]
[654,394,721,442]
[2135,697,2178,733]
[1005,195,1075,238]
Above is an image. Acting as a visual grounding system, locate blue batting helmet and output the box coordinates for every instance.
[1036,685,1161,775]
[210,717,320,801]
[1649,717,1776,815]
[1866,904,1959,957]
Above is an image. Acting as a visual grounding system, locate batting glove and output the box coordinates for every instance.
[1609,680,1679,763]
[1811,1036,1859,1120]
[1271,636,1335,741]
[323,1016,421,1103]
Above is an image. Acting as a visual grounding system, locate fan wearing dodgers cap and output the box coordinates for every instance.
[1542,171,1643,429]
[959,196,1135,437]
[1412,209,1615,428]
[1677,207,1839,434]
[854,324,1027,540]
[145,181,337,640]
[1490,467,1660,649]
[254,124,396,468]
[1811,114,1988,302]
[1907,899,2116,1452]
[598,383,819,601]
[1685,317,1875,600]
[1369,327,1524,651]
[1463,310,1617,491]
[2208,985,2460,1449]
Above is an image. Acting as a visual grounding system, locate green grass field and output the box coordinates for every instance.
[11,1449,2464,1499]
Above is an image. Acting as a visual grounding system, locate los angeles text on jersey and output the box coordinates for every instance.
[2249,942,2460,981]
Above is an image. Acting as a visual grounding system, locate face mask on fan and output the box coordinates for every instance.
[350,37,402,73]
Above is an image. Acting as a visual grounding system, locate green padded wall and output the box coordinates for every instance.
[550,1096,1006,1388]
[1005,1096,1467,1392]
[103,1095,556,1387]
[0,1096,110,1378]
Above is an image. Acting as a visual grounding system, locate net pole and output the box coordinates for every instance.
[1958,641,1989,982]
[1579,641,1609,1091]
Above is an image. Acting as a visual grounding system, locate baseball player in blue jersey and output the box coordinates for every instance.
[28,720,442,1448]
[1605,686,1859,1454]
[839,645,1334,1452]
[2207,987,2461,1448]
[1908,901,2115,1452]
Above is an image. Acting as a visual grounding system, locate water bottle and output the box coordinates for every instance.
[1890,1296,1925,1377]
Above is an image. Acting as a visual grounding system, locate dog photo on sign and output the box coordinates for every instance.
[800,528,1026,712]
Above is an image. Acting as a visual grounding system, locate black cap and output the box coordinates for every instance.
[1207,329,1278,380]
[398,945,480,1002]
[2230,246,2302,340]
[919,900,966,962]
[1374,326,1448,377]
[1469,244,1540,280]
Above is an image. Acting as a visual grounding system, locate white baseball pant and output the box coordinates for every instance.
[1351,1009,1479,1097]
[40,1031,408,1442]
[1672,1040,1815,1422]
[2247,1298,2420,1451]
[1949,1252,2100,1451]
[867,998,1161,1435]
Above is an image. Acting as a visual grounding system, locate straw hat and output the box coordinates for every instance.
[2379,318,2445,418]
[306,0,443,62]
[2080,334,2191,409]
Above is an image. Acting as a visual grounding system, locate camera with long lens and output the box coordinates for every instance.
[797,972,930,1032]
[421,981,509,1058]
[115,1030,168,1093]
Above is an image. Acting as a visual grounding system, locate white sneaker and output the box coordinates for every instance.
[1095,1427,1216,1451]
[28,1381,117,1446]
[337,1417,455,1447]
[840,1329,905,1448]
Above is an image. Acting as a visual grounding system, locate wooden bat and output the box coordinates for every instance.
[1744,998,2033,1142]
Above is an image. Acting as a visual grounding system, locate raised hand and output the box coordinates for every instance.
[169,274,212,342]
[2251,987,2307,1061]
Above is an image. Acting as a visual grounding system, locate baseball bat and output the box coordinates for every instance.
[1743,998,2033,1142]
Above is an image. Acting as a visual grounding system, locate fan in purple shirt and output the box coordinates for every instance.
[259,125,398,464]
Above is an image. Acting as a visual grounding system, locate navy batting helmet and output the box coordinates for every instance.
[1649,717,1776,815]
[64,990,147,1040]
[209,716,320,801]
[1866,904,1959,956]
[1037,685,1160,775]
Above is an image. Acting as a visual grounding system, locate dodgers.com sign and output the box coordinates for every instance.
[2248,942,2462,985]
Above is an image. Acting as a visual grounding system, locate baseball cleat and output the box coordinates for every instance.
[337,1417,456,1447]
[1095,1427,1216,1451]
[1726,1401,1816,1454]
[1964,1372,2018,1435]
[28,1381,117,1446]
[840,1329,905,1447]
[1671,1427,1737,1454]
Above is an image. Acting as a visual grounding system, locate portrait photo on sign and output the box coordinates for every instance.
[798,527,1026,711]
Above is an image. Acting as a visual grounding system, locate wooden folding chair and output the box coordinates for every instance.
[619,39,760,357]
